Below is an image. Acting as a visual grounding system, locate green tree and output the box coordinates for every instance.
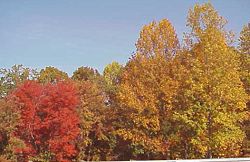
[0,65,38,97]
[103,62,123,90]
[103,62,123,104]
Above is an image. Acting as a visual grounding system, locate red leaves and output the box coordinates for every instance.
[12,80,80,162]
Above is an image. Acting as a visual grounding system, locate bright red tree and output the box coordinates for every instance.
[12,80,80,162]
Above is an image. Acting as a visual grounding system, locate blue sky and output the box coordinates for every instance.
[0,0,249,75]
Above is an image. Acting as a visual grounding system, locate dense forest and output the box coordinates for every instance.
[0,2,249,162]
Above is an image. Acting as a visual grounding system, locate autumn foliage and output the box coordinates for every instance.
[0,2,249,161]
[12,81,80,162]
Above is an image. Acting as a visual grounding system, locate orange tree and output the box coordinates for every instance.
[113,19,180,160]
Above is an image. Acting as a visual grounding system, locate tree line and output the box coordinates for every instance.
[0,2,249,162]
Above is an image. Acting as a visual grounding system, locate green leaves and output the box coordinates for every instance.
[0,65,38,97]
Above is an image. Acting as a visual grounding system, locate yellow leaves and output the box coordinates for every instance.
[190,138,208,155]
[136,19,179,58]
[114,19,181,158]
[107,3,249,159]
[167,2,249,159]
[212,127,245,156]
[187,2,227,38]
[131,114,160,131]
[115,129,132,141]
[115,128,166,154]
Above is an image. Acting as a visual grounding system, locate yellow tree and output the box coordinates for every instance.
[114,19,180,160]
[172,3,248,158]
[136,19,179,58]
